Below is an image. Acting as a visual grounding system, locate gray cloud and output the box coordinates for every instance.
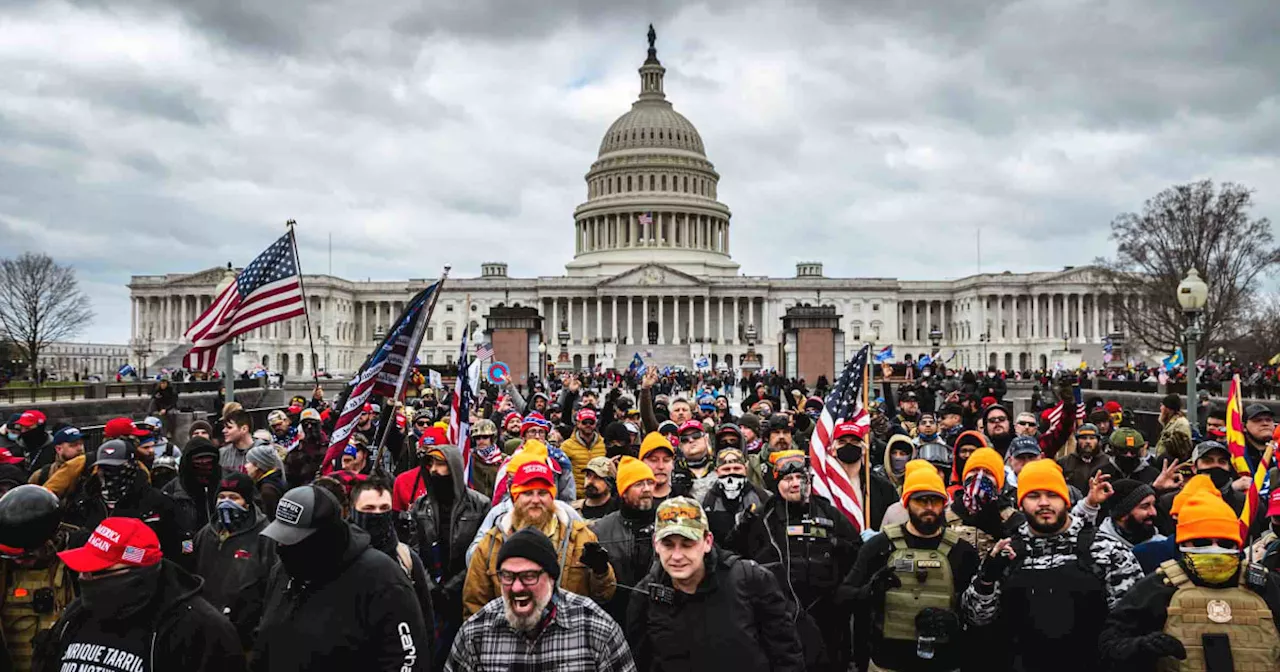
[1,0,1278,343]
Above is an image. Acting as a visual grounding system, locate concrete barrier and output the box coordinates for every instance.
[0,388,272,428]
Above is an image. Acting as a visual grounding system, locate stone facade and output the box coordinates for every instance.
[127,32,1122,381]
[37,342,130,378]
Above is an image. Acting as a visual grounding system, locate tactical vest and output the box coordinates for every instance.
[1156,559,1280,672]
[945,506,1014,557]
[881,524,957,642]
[1,559,75,671]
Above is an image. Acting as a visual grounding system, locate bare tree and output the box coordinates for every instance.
[1096,180,1280,356]
[1230,293,1280,364]
[0,253,93,381]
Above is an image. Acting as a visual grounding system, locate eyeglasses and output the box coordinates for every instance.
[987,416,1009,424]
[1016,421,1037,427]
[718,438,740,447]
[498,569,544,586]
[414,420,431,427]
[679,432,705,444]
[579,420,596,427]
[525,429,548,438]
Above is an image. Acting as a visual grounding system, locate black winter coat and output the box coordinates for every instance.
[37,560,245,672]
[592,506,657,626]
[409,445,490,601]
[64,469,185,563]
[626,547,805,672]
[193,510,278,648]
[252,526,429,672]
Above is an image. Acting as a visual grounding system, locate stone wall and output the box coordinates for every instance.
[0,388,273,428]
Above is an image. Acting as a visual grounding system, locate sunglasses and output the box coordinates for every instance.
[987,416,1009,424]
[579,420,597,427]
[679,432,705,444]
[1016,421,1037,427]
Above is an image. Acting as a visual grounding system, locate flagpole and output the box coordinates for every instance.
[372,265,450,471]
[286,220,321,387]
[862,346,872,532]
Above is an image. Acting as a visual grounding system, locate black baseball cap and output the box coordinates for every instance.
[261,485,342,546]
[1244,404,1274,422]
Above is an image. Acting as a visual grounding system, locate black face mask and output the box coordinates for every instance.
[278,521,350,583]
[99,465,136,506]
[1203,467,1234,490]
[427,471,454,500]
[836,444,863,465]
[217,499,254,532]
[302,423,322,441]
[80,564,161,619]
[1113,454,1140,474]
[351,510,398,553]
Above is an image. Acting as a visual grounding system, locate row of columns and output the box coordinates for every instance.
[576,212,729,255]
[900,292,1138,345]
[543,295,767,346]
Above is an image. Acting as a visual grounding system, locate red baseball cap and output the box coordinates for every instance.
[575,408,598,423]
[1268,487,1280,518]
[419,426,448,447]
[833,421,869,441]
[1104,401,1123,413]
[13,412,39,429]
[677,420,705,435]
[104,417,149,439]
[0,448,22,466]
[511,460,556,496]
[58,518,162,572]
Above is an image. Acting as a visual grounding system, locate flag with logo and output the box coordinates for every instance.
[809,344,872,532]
[452,327,475,485]
[873,345,894,363]
[1162,347,1184,370]
[1226,375,1270,538]
[1043,386,1086,434]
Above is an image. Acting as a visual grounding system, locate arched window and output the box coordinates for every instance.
[295,353,304,374]
[661,175,667,191]
[683,175,689,192]
[649,175,655,190]
[627,175,632,191]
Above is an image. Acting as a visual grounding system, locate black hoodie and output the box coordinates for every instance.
[253,525,430,672]
[163,438,222,539]
[39,560,245,672]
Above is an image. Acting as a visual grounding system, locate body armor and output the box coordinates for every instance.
[945,507,1014,557]
[1,555,75,671]
[1156,559,1280,672]
[881,524,957,642]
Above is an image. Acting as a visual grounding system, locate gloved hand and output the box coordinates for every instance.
[869,564,902,595]
[979,540,1015,584]
[581,542,611,575]
[1138,633,1187,660]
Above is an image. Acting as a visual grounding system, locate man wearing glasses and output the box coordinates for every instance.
[980,404,1016,456]
[447,527,635,671]
[675,421,716,502]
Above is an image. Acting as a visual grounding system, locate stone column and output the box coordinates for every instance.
[731,297,739,344]
[703,297,710,344]
[642,296,649,343]
[749,297,756,330]
[1031,294,1039,340]
[131,297,138,340]
[1091,295,1100,342]
[551,298,559,337]
[595,297,603,345]
[611,296,618,343]
[1075,293,1084,342]
[997,295,1005,342]
[925,301,933,340]
[658,296,666,345]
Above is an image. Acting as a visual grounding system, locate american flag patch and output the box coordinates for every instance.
[122,546,146,563]
[182,540,194,554]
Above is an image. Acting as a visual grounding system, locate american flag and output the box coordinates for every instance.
[121,545,146,564]
[452,327,475,485]
[322,282,440,467]
[638,212,653,226]
[183,233,306,371]
[474,342,494,361]
[1043,385,1086,434]
[809,344,872,532]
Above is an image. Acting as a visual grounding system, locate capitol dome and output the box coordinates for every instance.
[566,26,737,278]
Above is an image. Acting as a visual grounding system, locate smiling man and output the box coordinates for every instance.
[447,527,636,671]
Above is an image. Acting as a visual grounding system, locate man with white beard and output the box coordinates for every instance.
[446,527,637,671]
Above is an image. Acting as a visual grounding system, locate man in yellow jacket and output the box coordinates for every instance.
[462,457,616,618]
[559,408,606,494]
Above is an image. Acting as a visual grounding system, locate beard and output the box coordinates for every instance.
[909,509,943,535]
[584,483,607,499]
[1027,506,1068,535]
[512,503,553,531]
[502,588,553,632]
[1121,516,1156,544]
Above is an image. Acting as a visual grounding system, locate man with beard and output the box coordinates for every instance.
[284,408,328,488]
[29,425,84,487]
[827,421,898,531]
[462,459,615,618]
[701,446,767,542]
[1243,403,1276,478]
[895,389,922,437]
[592,457,659,627]
[562,408,606,494]
[980,404,1015,456]
[393,427,447,511]
[46,517,245,671]
[65,439,183,561]
[601,420,633,459]
[446,527,636,672]
[268,409,299,452]
[676,421,717,501]
[573,456,619,520]
[407,443,490,670]
[1099,491,1280,670]
[760,413,795,479]
[1057,423,1103,493]
[349,478,435,664]
[962,460,1144,671]
[163,437,222,553]
[626,497,804,672]
[1094,427,1161,484]
[945,445,1022,557]
[640,431,677,505]
[1090,478,1163,551]
[914,411,941,447]
[193,473,278,648]
[499,411,523,453]
[733,450,860,671]
[841,460,979,672]
[255,485,429,671]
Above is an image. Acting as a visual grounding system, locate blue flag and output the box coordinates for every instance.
[628,353,645,375]
[1163,347,1184,369]
[874,346,894,363]
[117,364,136,377]
[917,354,933,370]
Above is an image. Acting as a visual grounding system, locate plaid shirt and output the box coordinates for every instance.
[445,589,636,672]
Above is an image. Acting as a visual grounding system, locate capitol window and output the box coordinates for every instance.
[446,326,454,341]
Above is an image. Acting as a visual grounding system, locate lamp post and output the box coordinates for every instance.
[537,341,547,381]
[1177,268,1209,431]
[929,326,943,367]
[215,264,237,402]
[979,332,991,368]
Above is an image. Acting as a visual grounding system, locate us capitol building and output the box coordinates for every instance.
[129,30,1124,383]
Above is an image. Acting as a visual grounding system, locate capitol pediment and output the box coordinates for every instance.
[597,263,704,289]
[1045,265,1104,286]
[166,266,232,287]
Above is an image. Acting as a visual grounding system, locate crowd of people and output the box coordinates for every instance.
[0,362,1278,671]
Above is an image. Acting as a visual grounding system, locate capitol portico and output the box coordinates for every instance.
[128,29,1126,383]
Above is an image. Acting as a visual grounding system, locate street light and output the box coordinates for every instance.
[1177,268,1209,430]
[928,326,943,368]
[537,341,547,380]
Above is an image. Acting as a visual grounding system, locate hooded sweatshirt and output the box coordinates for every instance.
[881,434,915,493]
[193,504,278,647]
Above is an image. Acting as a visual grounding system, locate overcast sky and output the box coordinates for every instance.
[3,0,1278,344]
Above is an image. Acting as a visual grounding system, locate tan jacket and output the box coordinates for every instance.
[559,430,605,493]
[462,503,616,618]
[1155,413,1193,461]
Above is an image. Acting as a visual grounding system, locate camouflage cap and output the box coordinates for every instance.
[654,496,709,541]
